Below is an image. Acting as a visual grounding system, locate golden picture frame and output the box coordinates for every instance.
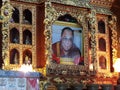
[44,2,93,76]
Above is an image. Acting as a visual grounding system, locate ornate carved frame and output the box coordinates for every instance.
[44,2,98,76]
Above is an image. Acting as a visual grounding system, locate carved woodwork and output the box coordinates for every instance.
[0,0,118,85]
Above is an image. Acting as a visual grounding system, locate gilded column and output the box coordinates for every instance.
[1,0,14,67]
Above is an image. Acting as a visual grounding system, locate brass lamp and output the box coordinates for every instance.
[113,58,120,84]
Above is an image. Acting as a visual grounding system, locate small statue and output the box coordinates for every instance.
[25,35,31,45]
[19,55,33,72]
[13,35,19,43]
[14,53,18,64]
[24,55,31,65]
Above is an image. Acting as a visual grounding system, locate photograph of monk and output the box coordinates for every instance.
[52,24,84,65]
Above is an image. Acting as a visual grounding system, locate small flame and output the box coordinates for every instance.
[89,63,93,71]
[19,64,33,73]
[113,58,120,72]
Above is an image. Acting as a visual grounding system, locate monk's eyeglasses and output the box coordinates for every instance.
[62,37,73,42]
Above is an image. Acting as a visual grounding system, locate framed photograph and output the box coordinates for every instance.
[45,4,90,76]
[52,21,84,65]
[46,18,89,76]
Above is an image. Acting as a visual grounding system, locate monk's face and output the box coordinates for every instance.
[61,29,73,52]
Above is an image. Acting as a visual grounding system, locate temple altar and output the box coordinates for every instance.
[0,70,41,90]
[0,0,120,89]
